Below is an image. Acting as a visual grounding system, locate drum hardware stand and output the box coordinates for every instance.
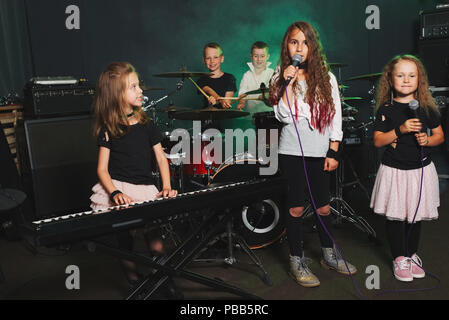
[302,149,377,239]
[142,80,185,124]
[175,161,185,193]
[194,209,273,286]
[339,144,371,201]
[204,161,215,185]
[328,148,376,238]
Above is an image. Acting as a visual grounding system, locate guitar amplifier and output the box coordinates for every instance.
[23,79,95,118]
[420,7,449,39]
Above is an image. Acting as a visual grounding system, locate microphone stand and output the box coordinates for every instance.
[142,80,185,114]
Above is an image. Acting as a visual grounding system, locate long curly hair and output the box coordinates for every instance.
[269,21,335,132]
[376,54,438,116]
[93,62,148,139]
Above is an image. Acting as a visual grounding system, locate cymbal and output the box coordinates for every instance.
[244,83,270,95]
[346,73,382,81]
[342,106,359,116]
[342,116,356,122]
[339,84,349,90]
[153,71,211,78]
[0,188,27,211]
[329,63,348,68]
[244,88,270,95]
[173,107,249,121]
[342,97,363,101]
[156,105,190,113]
[141,85,165,91]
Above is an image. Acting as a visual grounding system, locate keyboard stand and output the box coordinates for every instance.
[86,209,261,300]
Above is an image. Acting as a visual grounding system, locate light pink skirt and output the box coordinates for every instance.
[370,163,440,223]
[90,179,159,211]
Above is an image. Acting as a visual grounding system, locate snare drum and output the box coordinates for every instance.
[208,152,285,249]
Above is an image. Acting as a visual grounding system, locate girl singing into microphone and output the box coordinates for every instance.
[270,21,357,288]
[371,55,444,282]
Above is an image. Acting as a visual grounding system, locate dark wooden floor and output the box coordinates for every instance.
[1,145,449,308]
[1,176,448,303]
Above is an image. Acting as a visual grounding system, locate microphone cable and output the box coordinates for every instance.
[373,144,441,298]
[282,84,442,299]
[283,84,366,300]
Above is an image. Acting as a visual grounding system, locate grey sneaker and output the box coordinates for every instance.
[321,247,357,275]
[289,255,320,287]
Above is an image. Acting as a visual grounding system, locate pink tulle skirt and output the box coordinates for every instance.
[90,179,159,211]
[370,163,440,223]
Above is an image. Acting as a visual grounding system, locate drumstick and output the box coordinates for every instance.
[188,77,209,99]
[217,97,262,101]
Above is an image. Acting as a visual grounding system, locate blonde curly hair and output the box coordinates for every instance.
[375,54,438,116]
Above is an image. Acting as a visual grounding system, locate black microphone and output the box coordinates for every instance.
[409,99,423,133]
[285,54,303,86]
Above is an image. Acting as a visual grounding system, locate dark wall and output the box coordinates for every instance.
[0,0,32,99]
[1,0,444,120]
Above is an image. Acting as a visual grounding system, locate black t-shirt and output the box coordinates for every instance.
[197,73,237,108]
[98,122,163,185]
[374,101,440,170]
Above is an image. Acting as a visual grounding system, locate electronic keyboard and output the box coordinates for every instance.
[20,177,286,247]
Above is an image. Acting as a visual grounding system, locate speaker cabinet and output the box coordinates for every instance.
[418,38,449,87]
[22,115,98,218]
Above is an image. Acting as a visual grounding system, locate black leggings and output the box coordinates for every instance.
[280,154,334,256]
[286,213,334,257]
[385,220,421,258]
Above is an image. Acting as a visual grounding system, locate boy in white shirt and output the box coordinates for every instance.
[232,42,275,154]
[237,41,274,117]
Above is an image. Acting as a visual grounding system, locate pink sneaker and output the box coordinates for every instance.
[393,256,413,282]
[410,253,425,279]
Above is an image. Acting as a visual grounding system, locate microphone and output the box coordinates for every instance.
[409,99,423,133]
[408,99,419,119]
[142,95,149,105]
[286,54,303,86]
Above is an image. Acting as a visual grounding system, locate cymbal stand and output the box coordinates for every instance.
[142,80,184,113]
[336,66,343,84]
[302,151,376,238]
[368,84,376,106]
[204,161,213,185]
[328,150,376,238]
[339,144,371,201]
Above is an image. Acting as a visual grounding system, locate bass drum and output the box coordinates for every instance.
[209,152,286,249]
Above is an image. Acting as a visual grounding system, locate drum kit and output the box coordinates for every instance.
[146,65,381,249]
[145,70,251,190]
[145,69,284,251]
